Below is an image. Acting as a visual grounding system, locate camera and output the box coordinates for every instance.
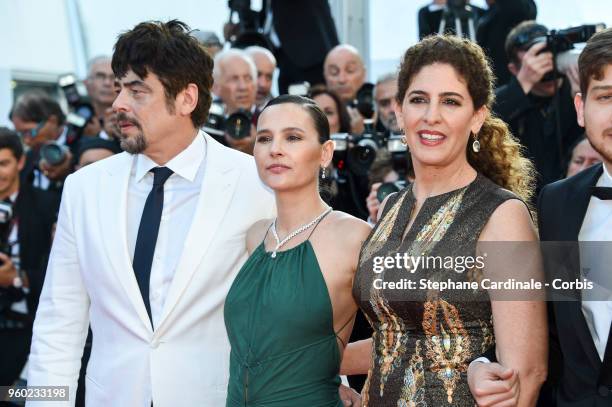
[386,133,410,179]
[349,83,376,119]
[377,180,407,203]
[203,101,254,141]
[40,142,70,166]
[227,0,272,49]
[519,24,605,82]
[439,0,479,40]
[59,73,95,146]
[0,200,23,312]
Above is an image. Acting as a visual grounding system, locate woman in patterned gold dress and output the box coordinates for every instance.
[343,36,548,406]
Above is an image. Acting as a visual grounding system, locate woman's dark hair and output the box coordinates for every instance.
[112,19,213,127]
[262,95,330,144]
[0,127,24,160]
[396,35,536,203]
[308,85,351,134]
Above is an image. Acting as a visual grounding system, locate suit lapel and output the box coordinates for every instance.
[99,153,153,331]
[156,135,240,330]
[560,164,605,370]
[562,164,603,241]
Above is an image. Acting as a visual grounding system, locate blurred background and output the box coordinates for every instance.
[1,0,611,127]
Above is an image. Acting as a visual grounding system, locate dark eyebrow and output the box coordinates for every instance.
[256,127,305,135]
[407,90,464,99]
[591,85,612,92]
[121,80,151,91]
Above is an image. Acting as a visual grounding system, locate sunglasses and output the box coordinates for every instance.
[16,120,47,140]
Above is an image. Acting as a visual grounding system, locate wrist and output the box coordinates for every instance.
[516,73,535,95]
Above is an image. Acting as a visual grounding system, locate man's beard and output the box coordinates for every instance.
[117,113,147,154]
[586,126,612,164]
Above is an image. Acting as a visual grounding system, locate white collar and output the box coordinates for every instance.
[135,133,205,183]
[601,162,612,187]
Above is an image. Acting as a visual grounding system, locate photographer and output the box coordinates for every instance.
[324,44,369,135]
[374,72,401,136]
[0,128,58,387]
[245,46,277,109]
[10,91,72,193]
[83,56,115,129]
[494,21,583,194]
[212,48,259,154]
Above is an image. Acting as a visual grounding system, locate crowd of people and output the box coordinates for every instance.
[0,1,610,406]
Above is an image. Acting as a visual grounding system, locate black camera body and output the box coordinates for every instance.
[203,101,254,141]
[59,74,95,144]
[522,24,605,81]
[349,83,376,119]
[377,180,408,203]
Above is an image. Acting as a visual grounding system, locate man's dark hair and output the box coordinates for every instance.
[504,21,548,65]
[0,127,24,160]
[578,27,612,96]
[112,19,214,127]
[9,91,66,125]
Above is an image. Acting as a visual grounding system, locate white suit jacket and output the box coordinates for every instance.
[26,132,275,406]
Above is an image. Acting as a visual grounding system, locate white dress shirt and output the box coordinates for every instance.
[127,134,205,328]
[578,163,612,361]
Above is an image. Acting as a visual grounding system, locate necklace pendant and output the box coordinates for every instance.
[271,251,277,258]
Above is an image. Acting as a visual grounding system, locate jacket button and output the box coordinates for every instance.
[151,340,160,349]
[598,385,611,397]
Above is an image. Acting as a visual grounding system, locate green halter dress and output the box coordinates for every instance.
[224,215,348,407]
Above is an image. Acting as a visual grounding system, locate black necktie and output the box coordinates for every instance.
[133,167,173,326]
[591,186,612,200]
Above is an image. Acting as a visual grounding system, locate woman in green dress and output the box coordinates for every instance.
[344,36,549,406]
[224,95,371,406]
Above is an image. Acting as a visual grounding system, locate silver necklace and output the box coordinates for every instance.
[270,207,332,258]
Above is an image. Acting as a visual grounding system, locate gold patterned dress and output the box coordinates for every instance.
[353,173,520,406]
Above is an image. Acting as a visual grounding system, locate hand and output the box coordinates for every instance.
[468,361,520,407]
[0,252,18,287]
[560,60,580,96]
[338,384,361,406]
[347,106,365,135]
[40,148,73,182]
[366,183,382,223]
[516,42,554,94]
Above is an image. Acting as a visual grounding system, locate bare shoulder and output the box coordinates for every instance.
[324,211,372,250]
[246,218,273,255]
[479,199,537,242]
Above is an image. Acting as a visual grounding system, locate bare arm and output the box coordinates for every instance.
[340,338,373,375]
[479,199,548,406]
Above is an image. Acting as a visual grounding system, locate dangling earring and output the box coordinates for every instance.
[472,132,481,153]
[400,128,407,146]
[321,166,326,179]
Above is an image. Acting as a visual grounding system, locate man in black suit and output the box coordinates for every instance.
[537,28,612,406]
[264,0,339,94]
[0,128,58,387]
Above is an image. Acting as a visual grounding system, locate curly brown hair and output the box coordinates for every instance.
[396,35,535,203]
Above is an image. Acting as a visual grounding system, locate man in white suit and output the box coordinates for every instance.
[26,20,275,406]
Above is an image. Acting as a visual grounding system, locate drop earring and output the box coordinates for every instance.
[400,128,407,145]
[321,166,326,179]
[472,132,481,153]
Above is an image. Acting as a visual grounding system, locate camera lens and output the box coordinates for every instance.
[226,110,252,139]
[40,143,67,166]
[377,182,401,203]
